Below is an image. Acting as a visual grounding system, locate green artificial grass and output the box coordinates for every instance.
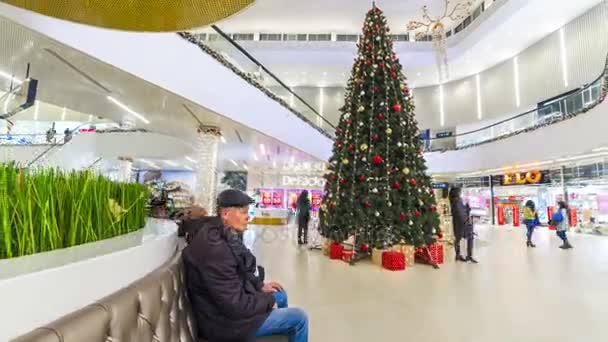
[0,164,148,259]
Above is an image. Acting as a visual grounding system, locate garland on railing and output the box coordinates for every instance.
[177,32,333,139]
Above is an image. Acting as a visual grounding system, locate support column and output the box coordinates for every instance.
[195,125,221,214]
[489,175,496,226]
[116,157,133,183]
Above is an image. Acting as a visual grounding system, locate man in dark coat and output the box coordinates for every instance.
[449,187,478,263]
[183,189,308,342]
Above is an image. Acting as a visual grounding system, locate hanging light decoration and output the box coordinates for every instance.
[0,0,255,32]
[407,0,473,82]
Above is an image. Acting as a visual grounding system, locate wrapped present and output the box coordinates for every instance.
[372,248,384,266]
[382,250,406,271]
[342,250,354,263]
[403,245,415,267]
[429,243,444,264]
[321,239,331,256]
[330,242,344,260]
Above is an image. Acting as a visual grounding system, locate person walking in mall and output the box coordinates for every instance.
[183,189,308,342]
[296,190,311,245]
[449,187,478,263]
[553,200,573,249]
[523,200,539,248]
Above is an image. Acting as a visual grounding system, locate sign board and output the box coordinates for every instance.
[500,170,549,186]
[281,175,326,188]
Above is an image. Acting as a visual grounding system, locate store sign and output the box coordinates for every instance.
[432,182,449,189]
[281,175,326,188]
[501,170,546,186]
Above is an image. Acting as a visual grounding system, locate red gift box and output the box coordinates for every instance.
[342,250,354,263]
[382,250,406,271]
[330,242,344,260]
[429,243,444,264]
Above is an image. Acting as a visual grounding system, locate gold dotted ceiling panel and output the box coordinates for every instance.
[1,0,255,32]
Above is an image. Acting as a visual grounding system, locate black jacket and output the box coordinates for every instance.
[183,222,275,341]
[451,198,473,239]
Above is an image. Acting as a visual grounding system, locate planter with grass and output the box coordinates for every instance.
[0,164,149,278]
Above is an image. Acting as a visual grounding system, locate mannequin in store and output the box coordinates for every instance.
[449,187,478,263]
[523,200,540,248]
[296,190,311,245]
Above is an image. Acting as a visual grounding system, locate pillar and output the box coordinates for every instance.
[116,157,133,183]
[195,125,221,214]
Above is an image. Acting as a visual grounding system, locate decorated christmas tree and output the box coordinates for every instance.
[320,5,441,249]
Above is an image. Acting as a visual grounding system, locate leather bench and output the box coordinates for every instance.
[12,252,287,342]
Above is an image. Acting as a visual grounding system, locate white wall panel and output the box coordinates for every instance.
[443,76,476,127]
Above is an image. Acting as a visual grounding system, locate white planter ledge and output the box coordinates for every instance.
[0,218,178,341]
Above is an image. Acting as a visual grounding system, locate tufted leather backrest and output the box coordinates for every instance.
[13,252,287,342]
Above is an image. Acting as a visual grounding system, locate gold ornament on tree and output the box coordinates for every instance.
[407,0,473,82]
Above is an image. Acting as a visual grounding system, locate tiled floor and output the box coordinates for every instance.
[244,224,608,342]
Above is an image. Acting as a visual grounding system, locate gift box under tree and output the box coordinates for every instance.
[382,250,406,271]
[330,242,344,260]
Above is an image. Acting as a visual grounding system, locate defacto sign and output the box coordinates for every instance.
[501,170,545,186]
[281,175,326,188]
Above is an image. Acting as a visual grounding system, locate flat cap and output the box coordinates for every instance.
[217,189,254,208]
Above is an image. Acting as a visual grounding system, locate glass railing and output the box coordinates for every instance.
[179,28,336,138]
[425,69,606,151]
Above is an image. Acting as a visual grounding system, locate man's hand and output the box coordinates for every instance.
[262,281,283,293]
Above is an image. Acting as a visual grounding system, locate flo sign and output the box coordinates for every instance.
[501,170,548,186]
[281,175,326,188]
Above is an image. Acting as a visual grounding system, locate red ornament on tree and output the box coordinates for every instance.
[372,156,383,165]
[373,134,380,142]
[339,178,346,184]
[393,104,402,112]
[347,119,353,126]
[390,72,397,79]
[364,202,371,208]
[437,233,444,239]
[392,182,401,189]
[359,176,366,182]
[409,178,417,186]
[349,145,354,151]
[400,212,406,220]
[391,65,397,71]
[378,112,385,120]
[379,63,385,69]
[360,244,370,253]
[404,87,410,95]
[415,210,421,216]
[373,86,379,94]
[430,207,437,212]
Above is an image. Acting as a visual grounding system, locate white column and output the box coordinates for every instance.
[196,125,221,214]
[116,157,133,183]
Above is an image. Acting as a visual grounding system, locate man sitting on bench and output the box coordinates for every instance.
[183,189,308,342]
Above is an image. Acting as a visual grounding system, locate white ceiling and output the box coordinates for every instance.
[218,0,485,33]
[0,15,323,172]
[210,0,603,87]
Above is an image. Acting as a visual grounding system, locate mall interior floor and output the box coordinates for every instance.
[243,223,607,342]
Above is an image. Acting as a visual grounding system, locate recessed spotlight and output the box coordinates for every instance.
[253,153,259,161]
[230,159,238,166]
[243,164,248,170]
[260,144,266,155]
[165,160,178,167]
[186,156,197,163]
[417,72,421,76]
[220,135,227,144]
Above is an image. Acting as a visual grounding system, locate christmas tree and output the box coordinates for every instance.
[320,5,441,249]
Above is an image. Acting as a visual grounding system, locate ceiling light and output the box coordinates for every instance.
[230,159,238,166]
[61,107,67,121]
[184,166,193,171]
[107,96,150,124]
[273,161,277,168]
[290,156,295,164]
[0,70,22,84]
[417,72,421,76]
[185,156,197,163]
[253,153,259,161]
[88,114,93,122]
[165,160,178,167]
[260,144,266,155]
[243,164,248,170]
[220,135,227,144]
[592,147,608,152]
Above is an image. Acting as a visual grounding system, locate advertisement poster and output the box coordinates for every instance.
[597,194,608,215]
[311,190,323,211]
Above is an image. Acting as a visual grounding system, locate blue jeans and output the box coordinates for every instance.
[255,291,308,342]
[525,221,535,242]
[557,230,568,241]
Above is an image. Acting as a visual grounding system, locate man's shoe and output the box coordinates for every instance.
[456,255,467,262]
[466,257,479,264]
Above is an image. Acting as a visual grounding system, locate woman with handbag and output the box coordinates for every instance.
[553,201,573,249]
